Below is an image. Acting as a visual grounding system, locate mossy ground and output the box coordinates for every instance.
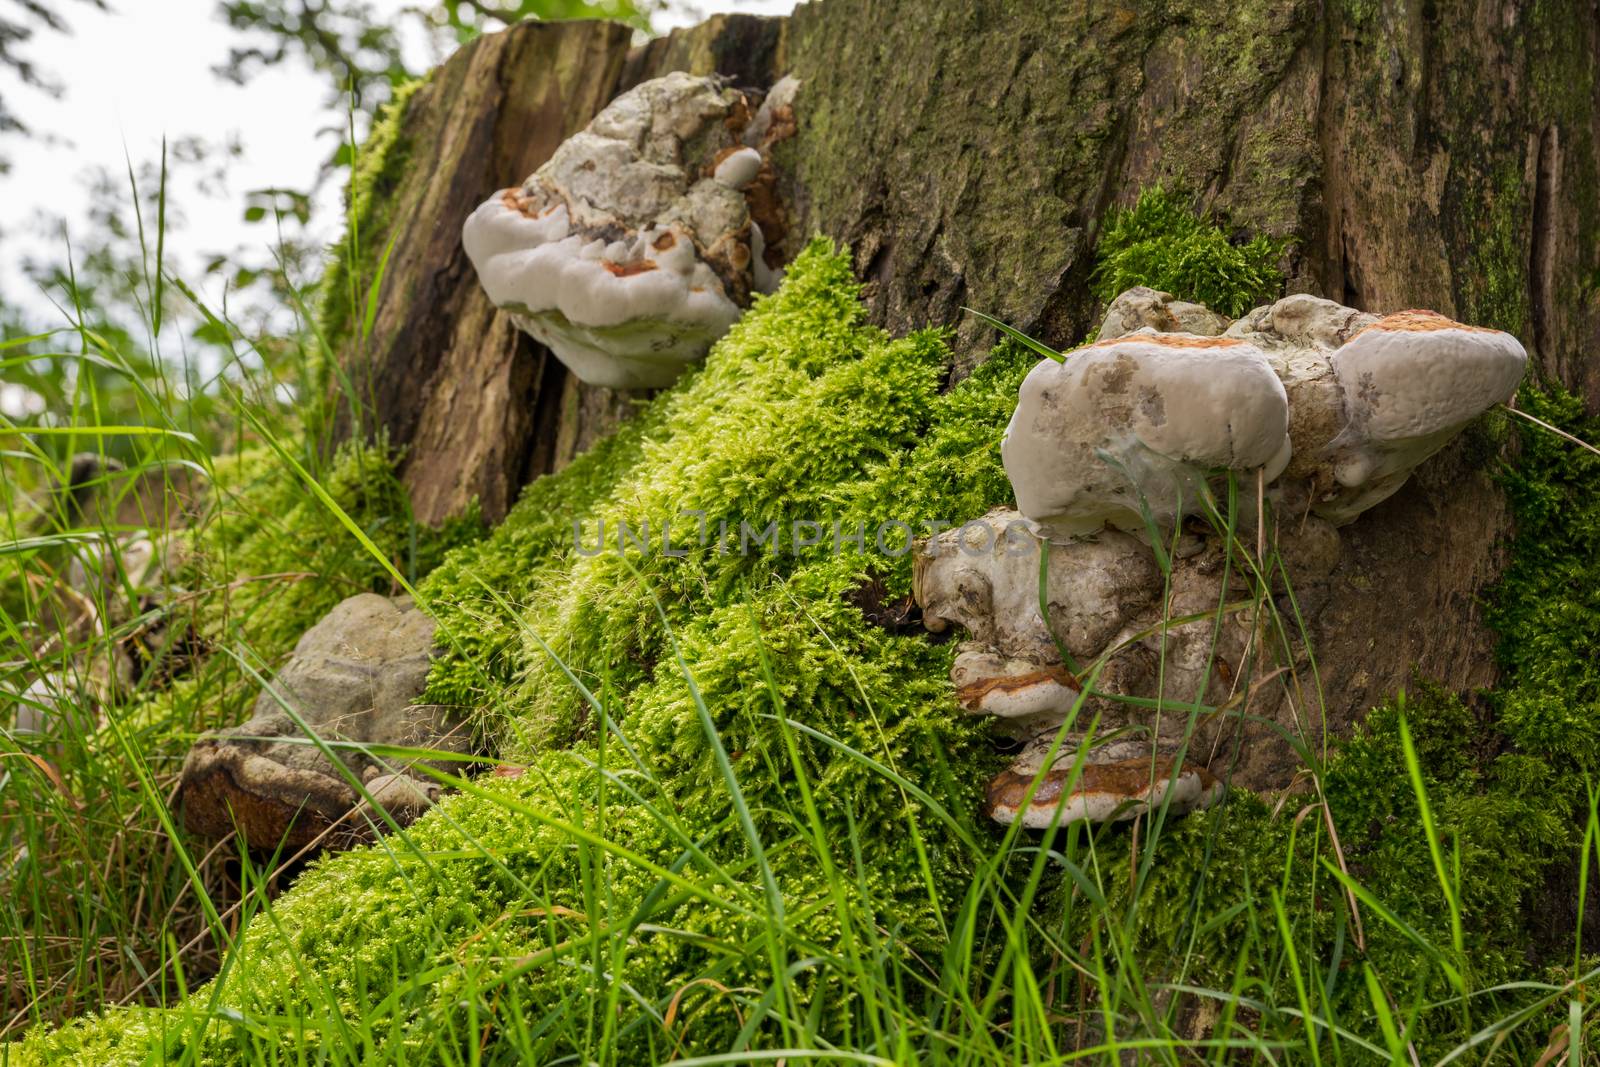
[13,224,1600,1062]
[15,243,1028,1061]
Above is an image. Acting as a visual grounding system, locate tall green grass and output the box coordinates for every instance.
[0,145,458,1042]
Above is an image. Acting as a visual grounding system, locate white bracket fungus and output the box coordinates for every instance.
[1001,331,1292,537]
[1224,299,1527,523]
[462,71,798,389]
[914,509,1158,733]
[1321,310,1528,521]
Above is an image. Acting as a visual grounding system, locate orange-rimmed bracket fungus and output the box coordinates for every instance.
[1001,330,1292,538]
[985,735,1222,828]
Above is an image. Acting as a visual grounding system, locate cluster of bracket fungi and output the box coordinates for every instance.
[461,73,1530,835]
[914,288,1528,829]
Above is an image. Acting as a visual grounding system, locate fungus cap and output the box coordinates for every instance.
[1098,285,1229,341]
[951,655,1081,721]
[984,736,1222,828]
[1318,310,1527,521]
[463,196,741,388]
[712,146,763,190]
[1001,330,1291,536]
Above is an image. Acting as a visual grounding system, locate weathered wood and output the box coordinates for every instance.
[333,20,627,525]
[780,0,1600,385]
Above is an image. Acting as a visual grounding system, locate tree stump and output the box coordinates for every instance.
[329,0,1600,782]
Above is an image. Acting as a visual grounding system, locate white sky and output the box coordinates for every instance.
[0,0,796,328]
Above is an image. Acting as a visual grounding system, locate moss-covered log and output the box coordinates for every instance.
[14,3,1600,1052]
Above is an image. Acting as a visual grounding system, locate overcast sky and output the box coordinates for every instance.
[0,0,796,327]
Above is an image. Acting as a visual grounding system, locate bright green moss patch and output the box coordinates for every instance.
[1488,388,1600,771]
[419,242,1034,756]
[417,410,657,710]
[1092,185,1286,318]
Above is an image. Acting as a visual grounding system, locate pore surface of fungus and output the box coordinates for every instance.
[984,735,1223,828]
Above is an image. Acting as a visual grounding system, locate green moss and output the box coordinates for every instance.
[18,207,1598,1062]
[417,411,658,710]
[418,244,1036,755]
[313,79,424,365]
[1488,388,1600,772]
[1453,161,1532,338]
[1091,186,1286,318]
[19,241,1027,1062]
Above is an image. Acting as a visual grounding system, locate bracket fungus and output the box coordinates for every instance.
[914,508,1158,733]
[1002,330,1292,537]
[985,735,1222,828]
[1321,310,1528,521]
[928,287,1523,829]
[179,594,472,851]
[914,505,1287,729]
[462,71,798,389]
[1223,299,1528,523]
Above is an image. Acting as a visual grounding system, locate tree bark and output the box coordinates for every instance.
[334,0,1600,782]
